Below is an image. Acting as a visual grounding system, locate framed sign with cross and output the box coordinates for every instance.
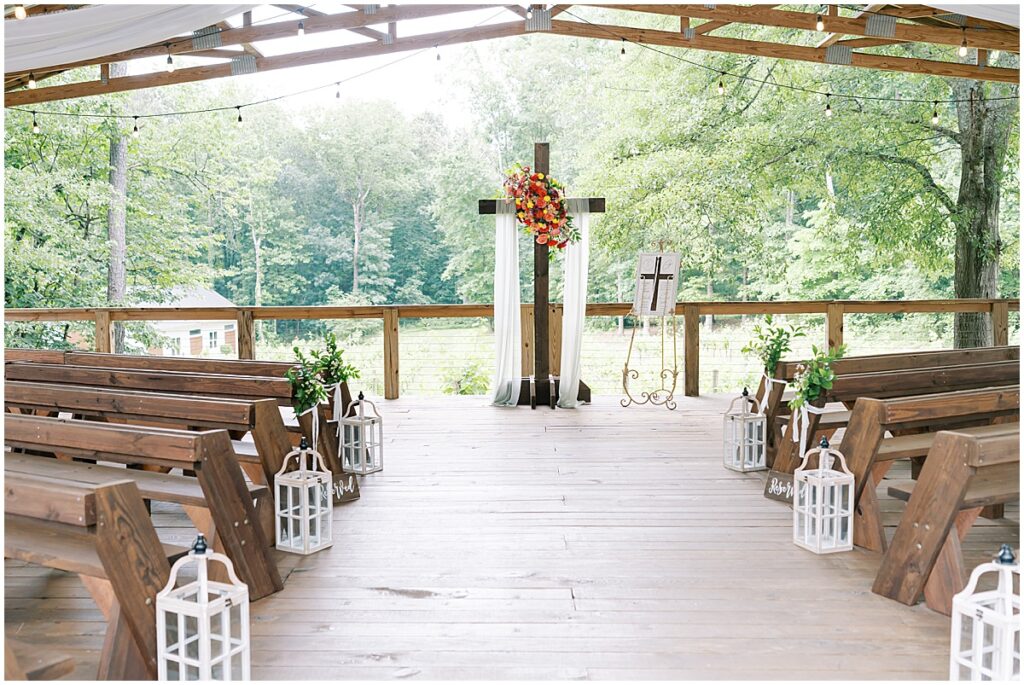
[479,142,605,409]
[632,252,681,317]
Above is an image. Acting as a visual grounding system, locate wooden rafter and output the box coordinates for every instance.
[818,4,884,49]
[5,20,527,106]
[603,5,1019,52]
[4,5,493,81]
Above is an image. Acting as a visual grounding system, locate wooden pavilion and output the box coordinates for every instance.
[3,3,1021,681]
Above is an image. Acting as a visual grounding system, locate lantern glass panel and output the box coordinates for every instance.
[722,393,766,472]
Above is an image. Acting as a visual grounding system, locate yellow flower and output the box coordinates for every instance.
[527,202,534,208]
[543,195,550,202]
[537,173,545,180]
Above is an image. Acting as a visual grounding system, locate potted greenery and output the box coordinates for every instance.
[788,344,847,411]
[743,314,805,377]
[285,357,328,415]
[309,332,360,417]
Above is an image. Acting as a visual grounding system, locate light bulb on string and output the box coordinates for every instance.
[13,4,26,19]
[297,20,305,37]
[27,73,36,89]
[336,82,341,99]
[824,94,833,118]
[717,74,725,95]
[132,116,140,135]
[165,45,175,73]
[931,101,939,125]
[236,106,243,124]
[31,112,39,135]
[435,45,441,61]
[526,6,533,19]
[816,14,824,31]
[620,38,626,59]
[959,29,968,57]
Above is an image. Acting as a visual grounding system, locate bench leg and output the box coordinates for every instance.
[854,462,892,553]
[923,507,982,616]
[80,576,150,680]
[240,462,267,486]
[980,504,1005,520]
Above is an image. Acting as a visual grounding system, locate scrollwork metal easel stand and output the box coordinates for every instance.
[621,312,679,410]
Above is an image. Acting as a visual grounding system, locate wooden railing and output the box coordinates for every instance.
[5,299,1018,399]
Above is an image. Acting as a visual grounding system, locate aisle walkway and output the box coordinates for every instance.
[6,395,1019,679]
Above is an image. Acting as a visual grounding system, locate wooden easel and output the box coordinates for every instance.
[479,142,605,409]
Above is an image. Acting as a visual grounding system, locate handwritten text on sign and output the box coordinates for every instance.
[763,469,794,504]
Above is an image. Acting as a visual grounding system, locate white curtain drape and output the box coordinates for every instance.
[491,203,522,406]
[557,200,590,408]
[5,4,252,74]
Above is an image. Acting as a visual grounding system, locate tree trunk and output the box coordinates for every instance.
[952,81,1017,347]
[704,278,714,332]
[105,63,129,353]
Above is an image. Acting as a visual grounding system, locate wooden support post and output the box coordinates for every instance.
[992,301,1009,347]
[683,304,700,397]
[236,310,255,360]
[94,311,112,353]
[827,302,844,351]
[534,143,551,398]
[549,304,563,377]
[521,304,535,377]
[383,307,399,399]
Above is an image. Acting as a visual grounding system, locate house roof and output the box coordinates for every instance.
[135,286,237,309]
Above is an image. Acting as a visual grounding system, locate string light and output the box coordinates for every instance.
[13,4,26,19]
[165,45,175,73]
[132,116,139,135]
[27,73,36,89]
[717,73,725,95]
[824,93,833,117]
[31,111,39,134]
[435,45,441,61]
[931,101,939,125]
[335,82,341,99]
[297,20,305,37]
[620,38,626,58]
[526,6,533,19]
[815,14,825,32]
[236,106,242,124]
[959,29,968,57]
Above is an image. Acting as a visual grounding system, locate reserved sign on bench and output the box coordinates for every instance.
[332,473,360,503]
[764,469,794,504]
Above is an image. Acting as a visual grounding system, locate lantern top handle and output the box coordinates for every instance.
[742,387,749,397]
[997,544,1016,565]
[192,534,208,555]
[819,436,830,450]
[346,392,382,419]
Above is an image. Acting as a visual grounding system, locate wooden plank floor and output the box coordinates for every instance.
[5,394,1019,680]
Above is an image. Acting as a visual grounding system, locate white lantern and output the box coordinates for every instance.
[950,544,1020,681]
[157,535,250,681]
[723,387,767,472]
[338,392,383,475]
[274,436,333,555]
[793,436,853,554]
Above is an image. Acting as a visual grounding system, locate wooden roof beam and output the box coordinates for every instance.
[601,5,1020,52]
[5,20,526,105]
[4,4,494,78]
[544,19,1019,83]
[817,3,883,49]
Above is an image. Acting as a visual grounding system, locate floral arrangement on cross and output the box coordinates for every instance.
[503,164,580,249]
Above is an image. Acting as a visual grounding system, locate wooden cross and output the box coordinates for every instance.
[639,255,674,311]
[479,142,605,409]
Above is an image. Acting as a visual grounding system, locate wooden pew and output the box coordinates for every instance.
[3,363,345,471]
[64,350,296,378]
[5,473,182,679]
[757,346,1020,461]
[5,381,293,486]
[871,426,1020,615]
[770,360,1020,476]
[842,387,1020,551]
[4,415,283,600]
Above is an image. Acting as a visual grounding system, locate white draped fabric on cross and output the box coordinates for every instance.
[491,198,590,409]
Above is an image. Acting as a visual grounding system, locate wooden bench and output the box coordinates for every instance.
[4,415,283,600]
[871,426,1020,615]
[4,362,346,473]
[840,387,1020,550]
[64,350,297,378]
[5,639,74,680]
[5,381,293,486]
[4,473,183,679]
[769,359,1020,476]
[3,348,67,364]
[756,346,1020,461]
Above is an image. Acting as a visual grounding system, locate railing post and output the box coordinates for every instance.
[521,304,535,377]
[549,304,562,377]
[827,302,845,351]
[683,304,700,397]
[992,301,1009,346]
[383,307,400,400]
[236,310,255,360]
[94,310,112,353]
